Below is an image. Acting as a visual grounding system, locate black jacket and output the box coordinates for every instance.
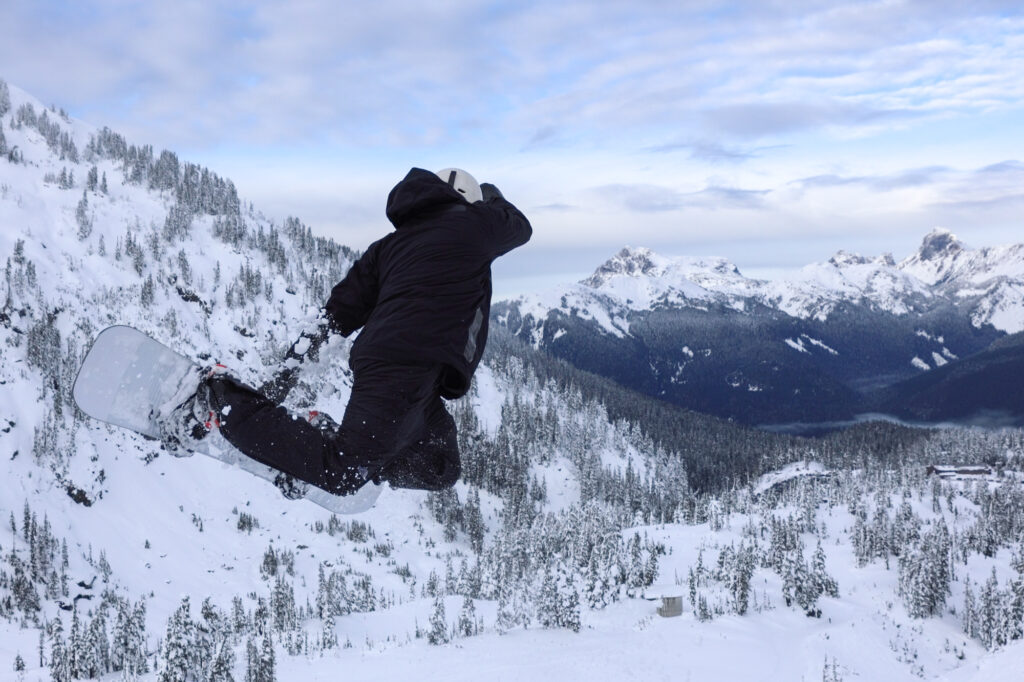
[325,168,532,399]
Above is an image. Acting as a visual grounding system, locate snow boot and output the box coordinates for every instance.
[152,364,227,457]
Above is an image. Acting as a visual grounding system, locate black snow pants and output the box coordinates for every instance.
[208,358,461,496]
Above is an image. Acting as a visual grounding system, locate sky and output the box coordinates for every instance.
[3,0,1024,297]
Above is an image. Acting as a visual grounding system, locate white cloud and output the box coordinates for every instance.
[2,0,1023,283]
[5,0,1022,149]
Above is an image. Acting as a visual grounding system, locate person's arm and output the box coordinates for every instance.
[324,241,382,336]
[476,183,533,258]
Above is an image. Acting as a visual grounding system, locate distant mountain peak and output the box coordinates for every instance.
[582,246,666,287]
[828,250,896,268]
[828,250,867,267]
[917,228,964,262]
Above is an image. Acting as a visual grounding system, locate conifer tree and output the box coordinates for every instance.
[141,275,155,307]
[49,618,70,682]
[977,568,1004,650]
[464,488,485,553]
[160,598,195,682]
[584,555,608,610]
[495,589,516,634]
[811,540,839,599]
[428,595,449,645]
[536,565,559,628]
[457,596,477,638]
[962,577,977,639]
[207,637,235,682]
[557,569,582,633]
[76,191,92,240]
[244,638,258,682]
[321,611,337,651]
[258,635,275,682]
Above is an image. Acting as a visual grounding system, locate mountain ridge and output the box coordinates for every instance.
[494,228,1022,426]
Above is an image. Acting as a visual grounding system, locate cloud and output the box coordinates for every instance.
[977,160,1024,176]
[595,184,686,212]
[792,166,953,193]
[690,186,770,210]
[646,139,766,162]
[4,0,1022,152]
[594,183,769,212]
[4,0,1024,284]
[532,203,577,213]
[781,159,1024,223]
[522,125,563,151]
[928,159,1024,210]
[700,101,918,139]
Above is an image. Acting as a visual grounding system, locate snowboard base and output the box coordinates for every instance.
[73,325,382,515]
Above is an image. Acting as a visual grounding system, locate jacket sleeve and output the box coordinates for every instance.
[324,242,381,336]
[477,195,533,259]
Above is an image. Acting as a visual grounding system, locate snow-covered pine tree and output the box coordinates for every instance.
[536,565,559,628]
[271,577,297,632]
[976,568,1003,649]
[48,618,71,682]
[810,539,839,600]
[0,79,10,116]
[244,637,258,682]
[583,555,608,610]
[206,637,235,682]
[729,543,756,616]
[160,597,196,682]
[495,589,516,634]
[457,596,477,638]
[1010,544,1024,641]
[321,611,337,651]
[962,576,978,639]
[86,607,110,677]
[464,487,485,553]
[557,568,581,633]
[428,595,449,645]
[258,634,276,682]
[68,607,92,679]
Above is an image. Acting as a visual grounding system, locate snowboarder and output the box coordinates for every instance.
[154,167,532,499]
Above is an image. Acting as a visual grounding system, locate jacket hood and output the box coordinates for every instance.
[386,168,466,229]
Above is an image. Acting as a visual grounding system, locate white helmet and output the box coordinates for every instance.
[435,167,482,204]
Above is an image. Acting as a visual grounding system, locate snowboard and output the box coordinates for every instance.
[72,325,383,514]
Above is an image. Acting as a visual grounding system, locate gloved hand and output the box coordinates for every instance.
[284,311,334,365]
[480,183,504,201]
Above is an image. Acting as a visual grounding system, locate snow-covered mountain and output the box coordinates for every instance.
[3,77,1024,682]
[520,229,1024,332]
[495,230,1023,425]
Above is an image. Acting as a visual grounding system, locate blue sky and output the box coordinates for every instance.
[3,0,1024,296]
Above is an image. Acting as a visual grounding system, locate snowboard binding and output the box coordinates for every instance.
[152,364,227,457]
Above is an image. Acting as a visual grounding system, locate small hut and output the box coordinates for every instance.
[657,595,683,618]
[645,585,683,618]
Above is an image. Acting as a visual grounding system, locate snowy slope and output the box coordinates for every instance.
[0,78,667,680]
[2,78,1024,682]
